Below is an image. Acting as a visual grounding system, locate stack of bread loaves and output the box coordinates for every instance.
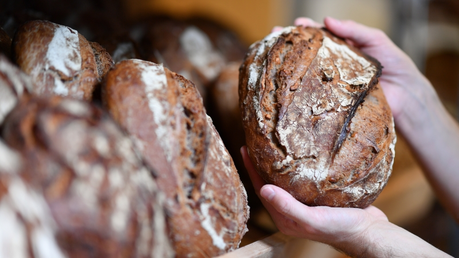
[1,17,250,258]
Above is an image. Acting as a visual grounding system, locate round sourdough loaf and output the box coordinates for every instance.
[13,20,113,100]
[1,95,173,258]
[102,59,249,258]
[239,26,396,208]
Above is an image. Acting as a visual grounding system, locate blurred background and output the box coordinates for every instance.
[1,0,459,257]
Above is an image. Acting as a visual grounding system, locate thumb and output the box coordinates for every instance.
[259,184,314,224]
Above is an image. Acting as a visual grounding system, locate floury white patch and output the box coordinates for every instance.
[199,202,226,250]
[135,60,175,162]
[45,25,82,77]
[180,26,224,81]
[319,36,376,87]
[42,24,82,96]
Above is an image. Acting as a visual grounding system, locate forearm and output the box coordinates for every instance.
[335,221,452,258]
[395,72,459,220]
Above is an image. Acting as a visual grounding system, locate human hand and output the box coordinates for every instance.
[240,146,388,254]
[241,146,452,257]
[289,18,459,219]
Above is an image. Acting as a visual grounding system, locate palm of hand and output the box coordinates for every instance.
[269,186,388,244]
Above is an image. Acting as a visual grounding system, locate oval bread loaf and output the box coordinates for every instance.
[13,20,113,100]
[1,95,173,258]
[102,59,249,257]
[239,26,396,208]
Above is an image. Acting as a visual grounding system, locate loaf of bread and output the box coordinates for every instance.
[97,34,142,63]
[187,18,247,63]
[0,54,32,125]
[211,62,242,131]
[139,17,227,100]
[239,26,396,208]
[102,59,249,257]
[13,20,114,100]
[2,95,173,258]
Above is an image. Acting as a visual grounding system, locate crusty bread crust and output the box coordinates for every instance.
[239,26,396,208]
[2,95,173,258]
[0,55,32,125]
[13,20,113,100]
[103,59,249,257]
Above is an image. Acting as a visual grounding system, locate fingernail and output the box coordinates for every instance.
[261,186,275,201]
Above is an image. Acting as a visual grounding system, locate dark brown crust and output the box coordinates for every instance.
[0,54,32,125]
[139,17,232,100]
[13,20,113,100]
[96,35,142,63]
[89,41,114,79]
[239,26,396,208]
[1,95,173,258]
[0,27,12,61]
[102,59,249,257]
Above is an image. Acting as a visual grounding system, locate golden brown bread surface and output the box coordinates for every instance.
[1,95,173,258]
[13,20,114,100]
[239,26,396,208]
[102,59,249,257]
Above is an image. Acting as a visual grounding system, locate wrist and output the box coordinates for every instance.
[333,221,386,258]
[334,220,451,258]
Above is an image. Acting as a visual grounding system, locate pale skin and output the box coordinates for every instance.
[241,17,459,257]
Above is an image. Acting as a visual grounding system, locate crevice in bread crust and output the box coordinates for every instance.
[175,76,209,206]
[330,85,372,162]
[330,49,383,163]
[90,43,104,80]
[263,37,291,157]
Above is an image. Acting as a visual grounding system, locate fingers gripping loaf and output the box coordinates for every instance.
[239,26,396,208]
[102,59,249,257]
[1,96,173,258]
[13,20,114,100]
